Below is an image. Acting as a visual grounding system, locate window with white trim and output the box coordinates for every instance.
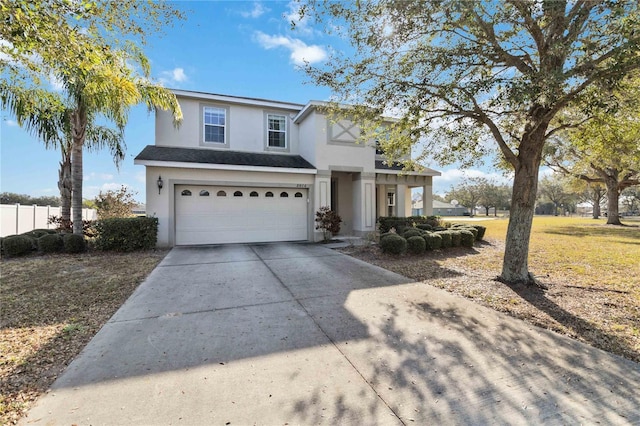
[204,107,226,143]
[267,114,286,148]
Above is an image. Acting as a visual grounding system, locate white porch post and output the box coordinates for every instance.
[396,184,407,217]
[423,179,434,216]
[352,173,376,235]
[314,170,332,241]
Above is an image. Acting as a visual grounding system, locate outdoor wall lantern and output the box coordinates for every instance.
[157,176,164,194]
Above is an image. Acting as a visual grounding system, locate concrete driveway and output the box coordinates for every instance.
[23,243,640,425]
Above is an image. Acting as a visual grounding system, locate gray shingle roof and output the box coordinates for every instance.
[375,160,405,171]
[135,145,316,169]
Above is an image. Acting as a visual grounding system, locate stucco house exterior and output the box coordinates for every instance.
[134,90,440,247]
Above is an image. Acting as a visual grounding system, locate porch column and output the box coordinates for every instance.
[352,173,376,236]
[314,170,332,241]
[423,179,434,216]
[377,184,387,217]
[396,184,408,217]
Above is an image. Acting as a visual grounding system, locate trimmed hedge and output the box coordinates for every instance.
[94,217,158,252]
[22,229,57,239]
[407,235,426,254]
[38,233,64,253]
[462,226,478,239]
[378,216,442,233]
[3,235,34,257]
[437,231,452,248]
[424,232,442,250]
[450,230,462,247]
[380,234,407,255]
[403,229,423,239]
[460,230,475,248]
[472,225,486,240]
[416,224,433,231]
[63,233,86,253]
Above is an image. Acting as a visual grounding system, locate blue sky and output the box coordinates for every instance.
[0,1,512,203]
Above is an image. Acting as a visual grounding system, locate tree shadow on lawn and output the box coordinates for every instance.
[543,224,640,239]
[503,280,639,363]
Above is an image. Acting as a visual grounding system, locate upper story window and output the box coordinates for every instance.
[204,107,226,144]
[267,114,287,148]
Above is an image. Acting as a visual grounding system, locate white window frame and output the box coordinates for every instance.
[265,113,288,151]
[203,106,227,144]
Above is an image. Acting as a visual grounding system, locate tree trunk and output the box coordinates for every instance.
[500,125,546,285]
[70,109,87,235]
[592,202,600,219]
[485,207,490,216]
[57,148,72,232]
[604,174,622,225]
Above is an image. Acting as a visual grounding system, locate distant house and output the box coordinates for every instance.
[412,199,470,216]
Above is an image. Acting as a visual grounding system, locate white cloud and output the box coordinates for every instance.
[240,2,269,18]
[284,1,314,36]
[159,67,188,86]
[4,119,18,127]
[49,74,64,92]
[254,31,327,66]
[84,172,115,182]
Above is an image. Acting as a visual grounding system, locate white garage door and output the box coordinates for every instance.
[175,185,308,245]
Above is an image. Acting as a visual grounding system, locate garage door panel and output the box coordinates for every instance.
[176,185,308,245]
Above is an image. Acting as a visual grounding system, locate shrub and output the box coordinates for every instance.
[472,225,486,240]
[380,234,407,255]
[3,235,34,257]
[424,233,443,250]
[315,206,342,242]
[379,232,396,241]
[460,230,475,248]
[22,229,56,239]
[407,235,426,254]
[416,224,433,231]
[462,226,478,239]
[450,230,462,247]
[63,233,86,253]
[94,217,158,251]
[378,215,442,233]
[48,216,96,236]
[437,231,452,248]
[38,233,64,253]
[403,229,423,239]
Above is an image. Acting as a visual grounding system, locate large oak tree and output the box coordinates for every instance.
[299,0,640,284]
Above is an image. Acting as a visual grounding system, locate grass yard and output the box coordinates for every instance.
[342,216,640,363]
[0,250,167,425]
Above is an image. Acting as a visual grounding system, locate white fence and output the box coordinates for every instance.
[0,204,97,237]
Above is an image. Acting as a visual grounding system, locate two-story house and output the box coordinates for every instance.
[134,90,440,246]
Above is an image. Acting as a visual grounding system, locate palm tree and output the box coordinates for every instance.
[61,51,182,234]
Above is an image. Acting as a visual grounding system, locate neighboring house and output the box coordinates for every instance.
[412,199,470,216]
[135,90,440,246]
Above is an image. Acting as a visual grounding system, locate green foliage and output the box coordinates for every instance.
[63,233,86,253]
[437,231,452,248]
[378,216,442,233]
[21,229,56,239]
[416,224,433,231]
[460,230,475,248]
[424,233,443,250]
[450,231,462,247]
[315,206,342,241]
[38,233,64,253]
[94,185,138,219]
[3,235,34,257]
[403,229,423,239]
[94,217,158,252]
[471,225,486,241]
[406,235,426,255]
[0,192,61,206]
[379,234,407,255]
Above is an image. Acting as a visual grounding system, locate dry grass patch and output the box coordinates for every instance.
[0,250,167,425]
[341,216,640,363]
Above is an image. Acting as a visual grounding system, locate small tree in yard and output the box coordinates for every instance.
[315,206,342,242]
[94,186,137,219]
